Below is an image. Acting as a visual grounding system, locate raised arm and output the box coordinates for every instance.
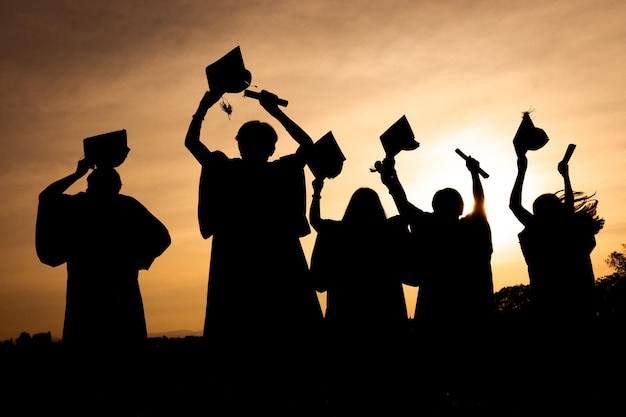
[40,159,91,201]
[184,89,224,164]
[309,178,324,231]
[509,151,533,226]
[258,90,314,158]
[558,158,575,215]
[465,156,485,216]
[376,157,417,218]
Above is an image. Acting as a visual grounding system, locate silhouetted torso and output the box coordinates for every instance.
[311,215,409,329]
[200,151,321,336]
[510,147,603,329]
[408,209,494,330]
[37,188,171,350]
[36,157,170,417]
[185,89,327,414]
[519,214,597,325]
[309,186,410,414]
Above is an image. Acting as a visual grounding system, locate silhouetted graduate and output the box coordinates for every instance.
[184,49,323,413]
[186,93,322,336]
[36,132,171,350]
[310,181,409,331]
[376,148,494,409]
[510,139,604,328]
[373,118,494,327]
[309,177,411,414]
[509,114,604,414]
[35,132,171,416]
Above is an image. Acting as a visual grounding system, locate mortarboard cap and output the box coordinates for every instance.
[205,46,252,94]
[380,115,419,157]
[83,129,129,168]
[513,111,549,152]
[309,131,346,179]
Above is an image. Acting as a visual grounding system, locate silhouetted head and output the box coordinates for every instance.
[86,168,121,197]
[432,188,463,219]
[533,193,564,221]
[236,120,277,162]
[342,187,387,226]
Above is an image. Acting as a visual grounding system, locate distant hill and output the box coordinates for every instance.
[148,329,203,338]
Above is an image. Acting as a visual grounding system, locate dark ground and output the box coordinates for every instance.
[2,319,625,417]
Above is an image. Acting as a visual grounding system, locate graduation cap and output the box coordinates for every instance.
[513,111,549,152]
[309,131,346,179]
[205,46,252,94]
[380,115,419,157]
[83,129,129,168]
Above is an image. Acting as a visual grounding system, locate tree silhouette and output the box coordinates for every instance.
[15,332,31,348]
[595,244,626,323]
[606,244,626,277]
[494,284,531,315]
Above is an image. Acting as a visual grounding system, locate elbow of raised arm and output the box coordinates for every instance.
[508,193,518,211]
[185,132,205,158]
[509,200,525,220]
[184,137,194,152]
[309,214,322,231]
[184,128,197,148]
[38,190,49,202]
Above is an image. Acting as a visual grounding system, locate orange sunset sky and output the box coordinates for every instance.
[1,0,625,341]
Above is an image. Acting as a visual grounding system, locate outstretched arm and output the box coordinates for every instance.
[309,178,324,231]
[509,151,533,226]
[259,90,314,158]
[184,89,224,164]
[558,158,575,214]
[376,156,418,218]
[466,156,485,216]
[40,159,91,200]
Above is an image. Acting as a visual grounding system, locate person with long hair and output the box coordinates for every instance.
[310,180,409,329]
[309,178,411,414]
[510,140,605,414]
[510,145,604,328]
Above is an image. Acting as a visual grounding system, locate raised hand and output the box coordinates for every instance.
[465,155,480,174]
[76,158,93,177]
[258,90,281,116]
[312,177,324,195]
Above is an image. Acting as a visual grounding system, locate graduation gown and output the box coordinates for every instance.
[36,191,171,348]
[198,151,322,339]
